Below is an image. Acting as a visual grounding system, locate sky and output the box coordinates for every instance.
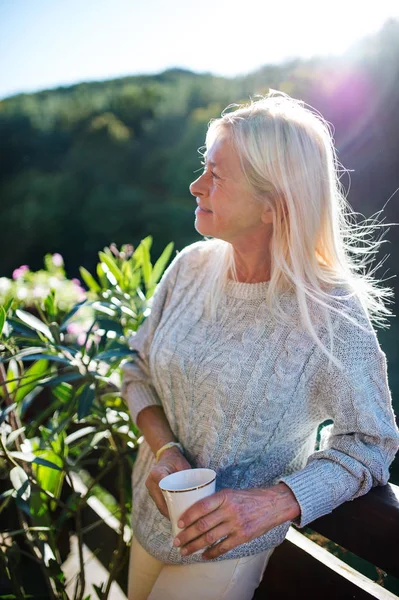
[1,0,399,100]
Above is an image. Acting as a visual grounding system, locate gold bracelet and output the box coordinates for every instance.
[155,441,184,463]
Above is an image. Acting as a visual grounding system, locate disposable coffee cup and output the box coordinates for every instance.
[159,468,216,538]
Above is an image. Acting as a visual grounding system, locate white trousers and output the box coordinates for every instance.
[128,537,274,600]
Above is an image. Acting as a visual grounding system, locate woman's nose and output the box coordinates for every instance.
[189,174,205,197]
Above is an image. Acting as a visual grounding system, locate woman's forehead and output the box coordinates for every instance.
[205,135,236,168]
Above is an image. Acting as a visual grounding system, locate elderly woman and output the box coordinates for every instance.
[121,91,399,600]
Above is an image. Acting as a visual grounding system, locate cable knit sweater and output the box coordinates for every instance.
[121,240,399,564]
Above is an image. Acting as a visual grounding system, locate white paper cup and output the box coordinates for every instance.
[159,468,216,538]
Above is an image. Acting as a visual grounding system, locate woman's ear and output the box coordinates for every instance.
[261,205,273,225]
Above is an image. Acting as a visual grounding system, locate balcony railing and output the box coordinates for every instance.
[78,472,399,599]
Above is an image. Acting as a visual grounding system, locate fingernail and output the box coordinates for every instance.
[178,520,184,528]
[173,537,180,547]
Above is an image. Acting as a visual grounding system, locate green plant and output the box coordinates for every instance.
[0,237,174,599]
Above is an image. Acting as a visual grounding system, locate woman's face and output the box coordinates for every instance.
[189,133,271,244]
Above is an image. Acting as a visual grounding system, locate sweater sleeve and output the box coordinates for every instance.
[279,298,399,528]
[120,250,182,425]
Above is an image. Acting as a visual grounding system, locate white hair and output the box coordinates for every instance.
[199,90,394,370]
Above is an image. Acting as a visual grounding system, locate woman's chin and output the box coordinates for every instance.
[194,220,213,237]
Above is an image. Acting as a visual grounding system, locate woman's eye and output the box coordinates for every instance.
[200,160,219,180]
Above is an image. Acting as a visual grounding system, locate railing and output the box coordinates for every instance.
[78,471,399,599]
[255,483,399,599]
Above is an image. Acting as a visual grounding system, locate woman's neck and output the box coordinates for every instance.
[228,250,271,284]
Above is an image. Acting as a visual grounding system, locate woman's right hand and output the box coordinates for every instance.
[145,446,191,519]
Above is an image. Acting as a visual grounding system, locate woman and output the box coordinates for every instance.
[121,90,399,600]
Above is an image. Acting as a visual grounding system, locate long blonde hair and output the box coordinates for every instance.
[200,90,394,369]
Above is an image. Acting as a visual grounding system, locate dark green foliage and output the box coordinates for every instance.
[0,240,172,599]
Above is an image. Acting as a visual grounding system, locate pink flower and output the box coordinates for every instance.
[71,279,86,301]
[52,253,64,267]
[12,265,29,280]
[76,289,86,301]
[66,322,85,335]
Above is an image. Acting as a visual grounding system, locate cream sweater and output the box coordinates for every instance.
[121,241,399,564]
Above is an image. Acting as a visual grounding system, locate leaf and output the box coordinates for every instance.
[121,259,132,286]
[65,426,96,445]
[91,301,117,317]
[90,430,110,447]
[95,317,124,336]
[141,235,153,252]
[149,242,174,288]
[7,317,41,339]
[105,269,117,287]
[34,456,63,471]
[0,306,5,336]
[127,270,141,293]
[0,490,14,515]
[52,382,74,403]
[33,450,64,499]
[95,348,135,362]
[21,353,72,365]
[10,451,63,471]
[120,304,136,318]
[78,384,95,420]
[0,489,14,502]
[20,386,45,419]
[6,426,26,447]
[93,583,106,600]
[3,297,14,314]
[29,488,50,520]
[5,358,19,394]
[39,371,85,387]
[98,251,123,283]
[79,266,101,293]
[10,466,31,501]
[96,262,108,288]
[15,494,31,517]
[15,309,54,341]
[49,322,61,344]
[54,343,80,356]
[0,346,48,363]
[0,402,17,425]
[15,359,49,404]
[59,299,88,331]
[133,237,153,288]
[141,243,152,288]
[100,340,127,352]
[44,289,56,319]
[132,240,143,268]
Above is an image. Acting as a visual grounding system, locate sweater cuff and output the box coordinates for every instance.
[122,382,162,425]
[278,461,335,528]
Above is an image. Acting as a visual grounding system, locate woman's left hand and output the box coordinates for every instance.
[173,483,300,560]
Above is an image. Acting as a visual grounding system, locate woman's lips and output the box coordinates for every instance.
[195,206,212,215]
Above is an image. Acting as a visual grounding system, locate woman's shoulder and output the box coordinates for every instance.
[321,283,384,369]
[171,239,218,273]
[176,239,218,261]
[156,239,217,295]
[326,284,372,329]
